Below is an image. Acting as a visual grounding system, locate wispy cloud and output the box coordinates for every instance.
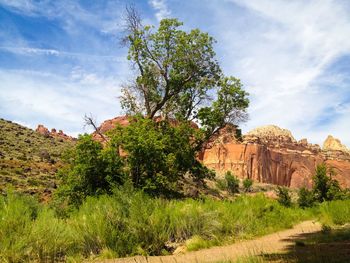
[201,0,350,146]
[0,0,36,13]
[0,0,124,35]
[148,0,171,21]
[0,46,125,62]
[0,69,126,136]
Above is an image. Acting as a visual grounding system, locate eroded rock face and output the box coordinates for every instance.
[202,126,350,189]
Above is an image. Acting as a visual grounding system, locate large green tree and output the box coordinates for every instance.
[121,8,249,141]
[57,10,249,200]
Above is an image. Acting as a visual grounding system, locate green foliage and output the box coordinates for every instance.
[312,164,344,202]
[319,199,350,225]
[243,178,253,192]
[197,77,249,138]
[0,192,38,262]
[216,179,227,191]
[0,189,314,261]
[276,186,292,207]
[55,134,125,206]
[298,187,315,208]
[296,164,347,209]
[58,16,249,200]
[29,208,78,262]
[225,171,239,194]
[122,14,249,141]
[107,117,213,196]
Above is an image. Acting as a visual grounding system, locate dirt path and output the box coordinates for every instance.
[100,220,321,263]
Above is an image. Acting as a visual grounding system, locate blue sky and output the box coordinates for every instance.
[0,0,349,148]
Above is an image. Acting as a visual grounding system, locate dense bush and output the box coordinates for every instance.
[313,164,343,202]
[225,171,239,194]
[276,186,292,207]
[298,187,315,208]
[56,118,216,203]
[55,134,125,206]
[108,117,214,196]
[243,178,253,192]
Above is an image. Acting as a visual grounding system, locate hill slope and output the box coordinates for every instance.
[0,118,74,200]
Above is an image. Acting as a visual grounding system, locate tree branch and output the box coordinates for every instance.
[83,114,107,142]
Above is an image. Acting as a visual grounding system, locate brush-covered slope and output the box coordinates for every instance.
[0,118,74,200]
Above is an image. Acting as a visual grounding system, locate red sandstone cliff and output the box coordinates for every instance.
[202,125,350,189]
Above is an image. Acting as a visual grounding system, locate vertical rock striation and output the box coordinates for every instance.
[202,125,350,188]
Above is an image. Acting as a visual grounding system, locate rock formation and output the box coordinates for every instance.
[35,125,75,141]
[202,125,350,189]
[92,116,350,189]
[92,116,131,142]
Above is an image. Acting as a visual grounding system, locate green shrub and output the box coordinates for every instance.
[55,134,125,206]
[319,199,350,225]
[276,186,292,207]
[313,164,344,202]
[298,187,315,208]
[225,171,239,194]
[243,178,253,192]
[216,178,227,191]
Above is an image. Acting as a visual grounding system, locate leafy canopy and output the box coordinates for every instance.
[121,11,249,140]
[57,12,249,202]
[108,117,214,196]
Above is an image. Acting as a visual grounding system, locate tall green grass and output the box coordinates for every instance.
[0,188,348,262]
[318,199,350,225]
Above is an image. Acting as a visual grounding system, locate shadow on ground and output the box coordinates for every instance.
[258,225,350,263]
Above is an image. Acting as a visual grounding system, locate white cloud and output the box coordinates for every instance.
[0,46,60,56]
[206,0,350,147]
[0,46,125,62]
[0,0,124,35]
[149,0,171,21]
[0,69,126,136]
[0,0,36,13]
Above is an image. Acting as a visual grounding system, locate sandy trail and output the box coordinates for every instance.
[99,220,321,263]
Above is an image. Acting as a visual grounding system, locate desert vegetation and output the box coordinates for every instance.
[0,118,73,199]
[1,8,350,263]
[1,187,350,262]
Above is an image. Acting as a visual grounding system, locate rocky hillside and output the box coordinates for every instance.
[0,118,74,200]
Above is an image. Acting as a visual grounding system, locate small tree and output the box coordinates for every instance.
[225,171,239,194]
[276,186,292,207]
[243,178,253,192]
[56,134,125,206]
[326,179,344,201]
[297,187,315,208]
[313,164,343,202]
